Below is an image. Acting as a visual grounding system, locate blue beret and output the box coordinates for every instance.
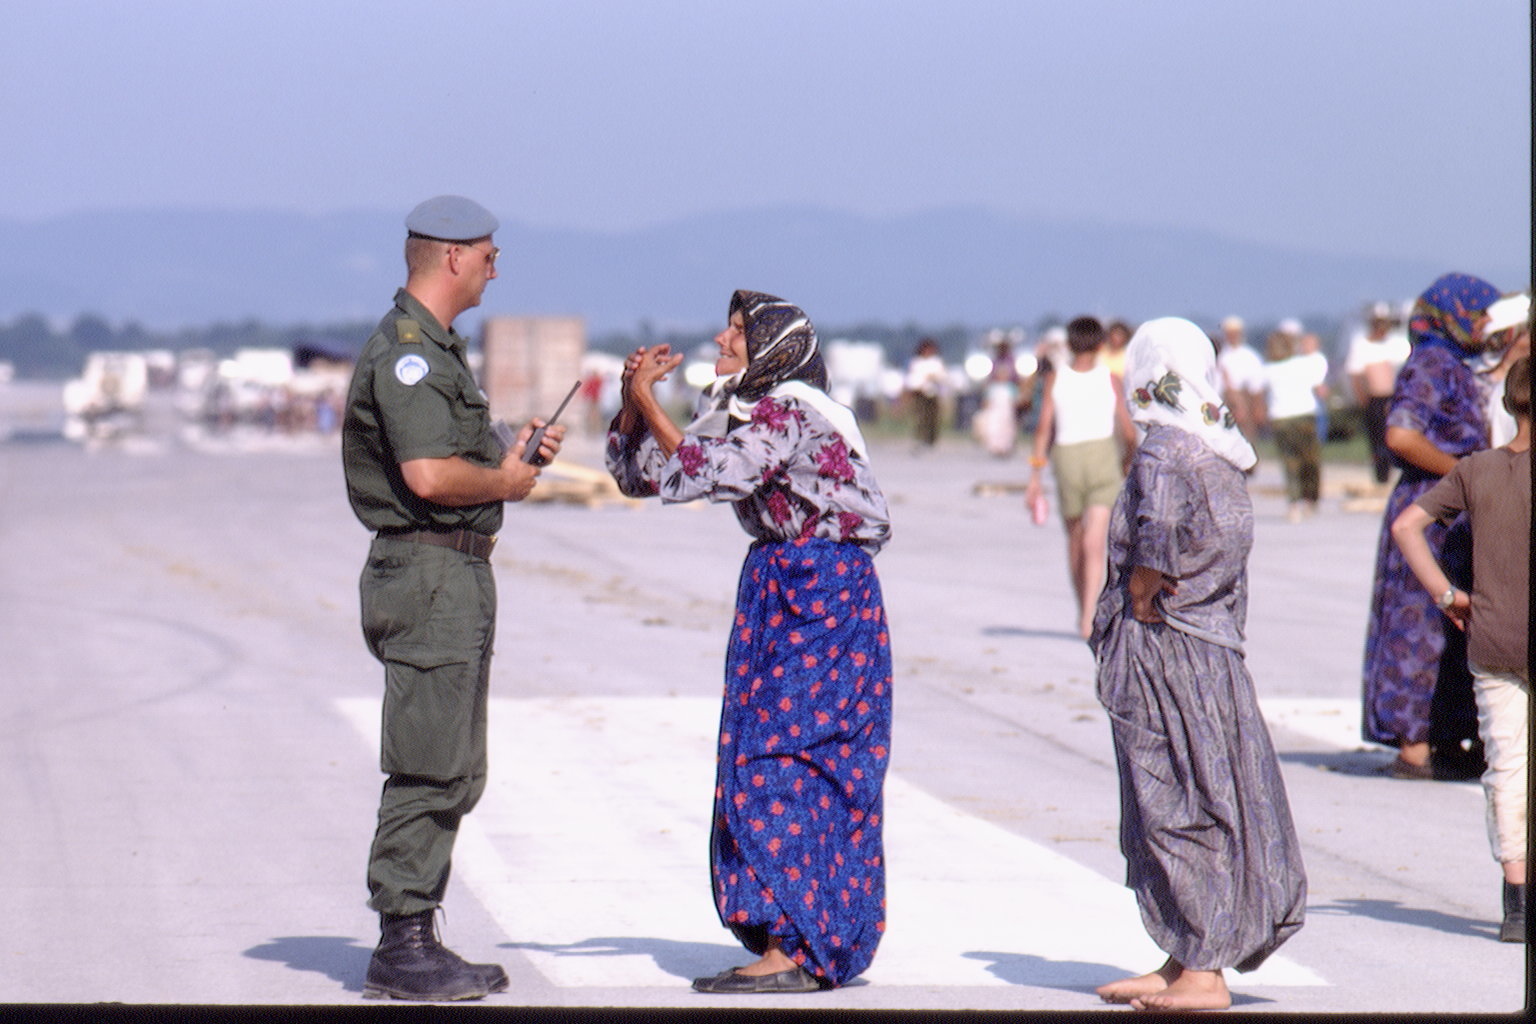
[405,195,499,241]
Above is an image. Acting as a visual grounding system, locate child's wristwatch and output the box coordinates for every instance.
[1436,587,1458,610]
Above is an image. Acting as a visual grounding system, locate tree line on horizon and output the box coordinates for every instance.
[0,312,374,380]
[0,309,1348,381]
[0,312,996,381]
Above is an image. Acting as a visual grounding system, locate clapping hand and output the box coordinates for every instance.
[618,345,681,433]
[628,344,685,393]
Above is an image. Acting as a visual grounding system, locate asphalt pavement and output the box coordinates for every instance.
[1,397,1528,1014]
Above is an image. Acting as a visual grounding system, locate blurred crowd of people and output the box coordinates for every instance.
[198,378,345,434]
[899,296,1528,522]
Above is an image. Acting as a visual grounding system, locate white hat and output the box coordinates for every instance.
[1278,317,1304,335]
[1220,315,1244,331]
[1482,293,1531,336]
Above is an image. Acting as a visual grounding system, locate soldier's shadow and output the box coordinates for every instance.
[243,935,373,992]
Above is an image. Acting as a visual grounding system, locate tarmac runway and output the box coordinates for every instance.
[1,403,1528,1013]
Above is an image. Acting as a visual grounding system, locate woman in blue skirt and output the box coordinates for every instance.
[607,290,894,994]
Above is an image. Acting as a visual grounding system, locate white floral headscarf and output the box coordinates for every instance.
[1124,317,1257,471]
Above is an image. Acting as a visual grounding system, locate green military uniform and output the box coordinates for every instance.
[343,287,505,916]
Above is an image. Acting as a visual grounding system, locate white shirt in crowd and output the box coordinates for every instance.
[904,354,947,397]
[1264,354,1328,420]
[1050,361,1117,446]
[1218,343,1266,395]
[1344,329,1410,399]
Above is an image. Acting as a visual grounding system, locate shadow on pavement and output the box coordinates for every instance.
[1309,898,1500,941]
[963,951,1276,1007]
[963,948,1125,991]
[1277,749,1393,776]
[243,935,371,992]
[502,936,747,982]
[1278,749,1481,785]
[980,626,1085,642]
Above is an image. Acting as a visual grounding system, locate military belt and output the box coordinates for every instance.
[379,528,496,560]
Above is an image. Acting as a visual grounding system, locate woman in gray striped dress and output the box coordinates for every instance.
[1089,317,1306,1011]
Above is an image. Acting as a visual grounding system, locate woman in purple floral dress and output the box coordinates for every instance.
[607,290,893,994]
[1361,273,1501,778]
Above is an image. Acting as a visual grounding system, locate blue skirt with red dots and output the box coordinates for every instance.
[709,535,893,987]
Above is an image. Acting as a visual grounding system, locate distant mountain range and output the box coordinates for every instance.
[0,206,1517,336]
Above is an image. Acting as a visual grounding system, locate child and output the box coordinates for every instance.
[1391,355,1531,942]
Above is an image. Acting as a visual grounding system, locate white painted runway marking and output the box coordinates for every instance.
[1259,697,1375,752]
[339,696,1325,990]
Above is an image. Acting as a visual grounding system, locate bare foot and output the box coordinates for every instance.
[1097,959,1178,1003]
[1130,968,1230,1011]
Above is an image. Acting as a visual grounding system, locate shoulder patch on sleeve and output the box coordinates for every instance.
[395,318,421,344]
[394,353,431,386]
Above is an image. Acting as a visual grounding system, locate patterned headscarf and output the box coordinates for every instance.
[1124,317,1257,471]
[1408,272,1502,368]
[715,290,869,452]
[729,290,828,405]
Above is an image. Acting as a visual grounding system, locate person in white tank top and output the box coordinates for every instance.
[1025,316,1138,638]
[1051,361,1118,445]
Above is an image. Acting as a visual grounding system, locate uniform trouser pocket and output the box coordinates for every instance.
[361,539,495,780]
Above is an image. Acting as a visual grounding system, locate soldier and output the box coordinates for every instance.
[342,195,564,1001]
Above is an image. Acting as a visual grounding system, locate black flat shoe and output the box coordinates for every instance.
[691,965,824,994]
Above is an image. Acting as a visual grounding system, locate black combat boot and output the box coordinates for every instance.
[437,940,510,994]
[1500,881,1526,943]
[363,910,502,1000]
[408,910,510,994]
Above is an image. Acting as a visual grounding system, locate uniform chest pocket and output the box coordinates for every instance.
[455,381,497,462]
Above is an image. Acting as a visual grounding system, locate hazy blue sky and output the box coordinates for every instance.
[5,0,1529,272]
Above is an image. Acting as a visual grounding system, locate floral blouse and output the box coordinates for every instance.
[606,392,891,555]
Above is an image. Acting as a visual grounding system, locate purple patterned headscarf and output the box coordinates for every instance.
[1408,272,1502,367]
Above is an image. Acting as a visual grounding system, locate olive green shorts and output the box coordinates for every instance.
[1051,437,1123,520]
